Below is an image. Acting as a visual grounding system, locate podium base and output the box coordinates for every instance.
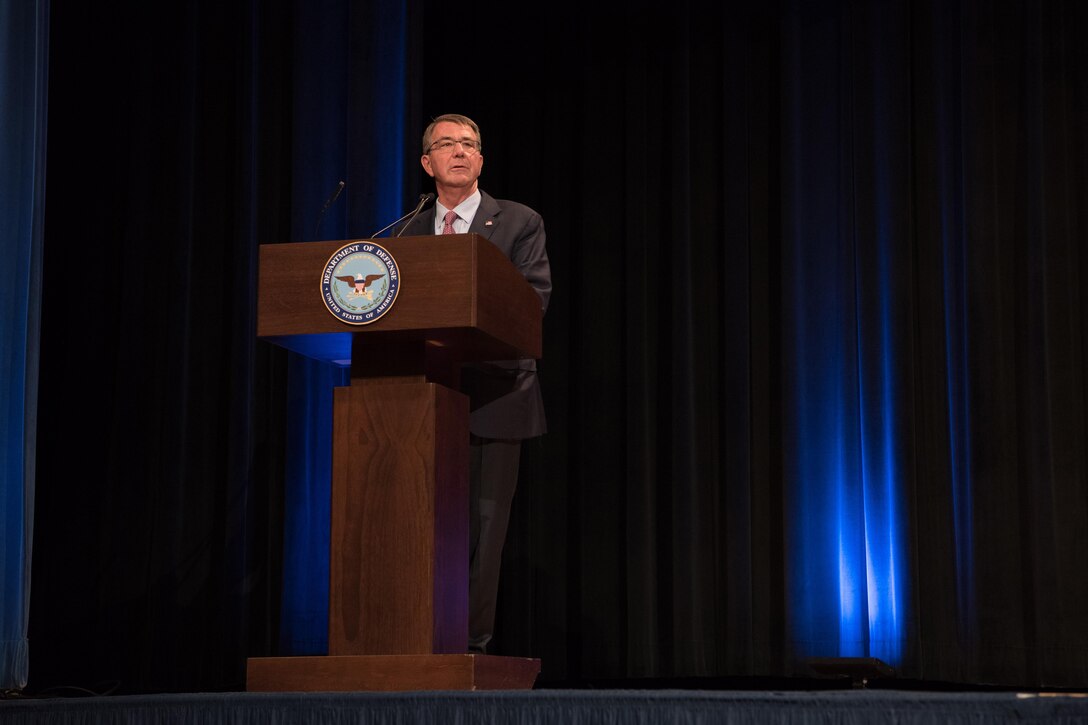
[246,654,541,692]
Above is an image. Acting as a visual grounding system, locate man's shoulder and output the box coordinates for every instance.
[481,190,541,220]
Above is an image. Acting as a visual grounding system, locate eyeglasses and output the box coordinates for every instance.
[427,137,481,155]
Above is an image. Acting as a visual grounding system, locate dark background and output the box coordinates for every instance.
[28,0,1088,694]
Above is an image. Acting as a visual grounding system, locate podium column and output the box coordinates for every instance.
[329,373,469,655]
[247,342,540,691]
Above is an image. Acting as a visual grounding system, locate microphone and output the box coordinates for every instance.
[370,193,435,238]
[312,181,345,239]
[396,193,437,238]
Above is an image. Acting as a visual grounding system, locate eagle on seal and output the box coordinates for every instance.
[337,272,385,296]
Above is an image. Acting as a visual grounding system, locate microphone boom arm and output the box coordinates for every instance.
[370,193,435,238]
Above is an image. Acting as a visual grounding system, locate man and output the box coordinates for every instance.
[398,114,551,654]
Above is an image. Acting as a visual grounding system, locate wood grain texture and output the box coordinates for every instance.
[329,380,468,656]
[246,654,541,692]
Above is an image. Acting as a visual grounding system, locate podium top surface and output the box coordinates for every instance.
[257,234,542,364]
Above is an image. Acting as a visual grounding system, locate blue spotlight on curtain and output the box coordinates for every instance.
[782,0,908,667]
[0,0,48,691]
[852,214,907,666]
[278,0,409,655]
[784,202,908,666]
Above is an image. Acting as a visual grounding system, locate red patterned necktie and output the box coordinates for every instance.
[442,210,458,234]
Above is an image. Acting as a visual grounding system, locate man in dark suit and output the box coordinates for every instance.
[398,114,550,654]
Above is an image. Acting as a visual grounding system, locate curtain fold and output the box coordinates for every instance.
[0,0,48,692]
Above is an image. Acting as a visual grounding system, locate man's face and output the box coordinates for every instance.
[421,121,484,192]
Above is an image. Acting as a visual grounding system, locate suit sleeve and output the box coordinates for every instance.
[510,210,551,315]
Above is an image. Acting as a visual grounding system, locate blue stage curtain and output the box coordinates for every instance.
[780,0,910,667]
[0,0,48,692]
[278,0,411,656]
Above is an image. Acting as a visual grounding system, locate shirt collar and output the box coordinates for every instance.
[434,189,482,233]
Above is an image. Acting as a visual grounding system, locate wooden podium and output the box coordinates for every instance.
[246,234,542,691]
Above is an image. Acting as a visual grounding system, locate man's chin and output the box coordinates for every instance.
[441,176,477,189]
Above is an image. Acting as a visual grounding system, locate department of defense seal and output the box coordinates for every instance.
[319,241,400,325]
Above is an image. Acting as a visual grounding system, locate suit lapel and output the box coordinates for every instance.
[468,191,501,240]
[402,207,436,237]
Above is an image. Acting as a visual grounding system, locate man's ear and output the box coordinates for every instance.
[421,154,435,177]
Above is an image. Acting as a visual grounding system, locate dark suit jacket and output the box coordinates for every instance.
[397,190,551,439]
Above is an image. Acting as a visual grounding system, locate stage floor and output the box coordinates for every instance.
[3,688,1088,724]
